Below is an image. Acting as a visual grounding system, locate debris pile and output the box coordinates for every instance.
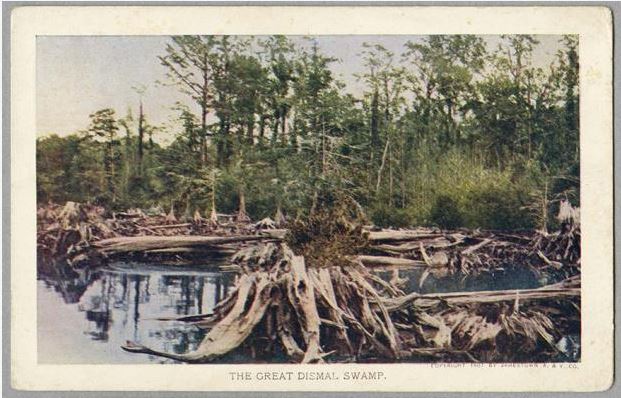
[37,201,266,270]
[364,223,580,286]
[122,239,580,363]
[119,206,581,363]
[37,201,581,363]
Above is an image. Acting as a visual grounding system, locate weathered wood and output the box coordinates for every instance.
[309,267,353,355]
[138,223,191,230]
[372,236,463,253]
[259,229,288,240]
[276,300,305,361]
[355,255,426,268]
[346,264,401,358]
[384,281,581,312]
[123,273,274,362]
[461,238,492,255]
[94,235,268,254]
[118,236,580,364]
[286,253,324,363]
[145,246,237,255]
[537,250,563,269]
[367,229,441,242]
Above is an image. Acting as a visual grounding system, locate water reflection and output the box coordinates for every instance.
[376,265,541,295]
[38,261,578,364]
[38,263,233,364]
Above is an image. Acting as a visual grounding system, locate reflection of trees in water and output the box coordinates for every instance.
[149,326,208,356]
[39,264,101,304]
[42,267,233,348]
[159,274,230,316]
[81,273,115,341]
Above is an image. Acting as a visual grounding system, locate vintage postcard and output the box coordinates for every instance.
[10,5,613,392]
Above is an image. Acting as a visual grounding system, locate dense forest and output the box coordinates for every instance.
[37,35,579,231]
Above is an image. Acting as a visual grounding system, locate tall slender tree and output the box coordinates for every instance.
[159,36,216,165]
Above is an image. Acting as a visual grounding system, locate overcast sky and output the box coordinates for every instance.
[37,35,565,143]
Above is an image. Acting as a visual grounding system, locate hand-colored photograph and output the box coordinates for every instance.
[36,34,581,365]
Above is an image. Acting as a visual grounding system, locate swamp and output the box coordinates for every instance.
[36,34,580,364]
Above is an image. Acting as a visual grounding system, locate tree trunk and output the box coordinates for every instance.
[273,110,280,146]
[200,105,208,166]
[280,110,287,146]
[200,58,209,167]
[389,146,393,207]
[107,134,116,203]
[246,118,254,145]
[321,120,326,177]
[259,115,267,145]
[370,89,380,163]
[137,101,145,176]
[237,187,250,222]
[376,138,390,193]
[209,172,218,224]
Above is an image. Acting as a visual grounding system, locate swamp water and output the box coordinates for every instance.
[38,262,579,364]
[38,262,234,364]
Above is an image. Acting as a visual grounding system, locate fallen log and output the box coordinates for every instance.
[371,236,464,253]
[144,246,237,255]
[355,255,426,268]
[367,230,442,243]
[38,202,581,363]
[259,229,288,240]
[137,223,192,230]
[383,278,580,313]
[94,235,270,255]
[124,272,274,362]
[461,238,492,255]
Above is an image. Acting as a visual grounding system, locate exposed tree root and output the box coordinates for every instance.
[38,201,581,363]
[122,243,406,363]
[122,242,579,363]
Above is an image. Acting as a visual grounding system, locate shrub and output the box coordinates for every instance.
[464,184,533,230]
[370,204,412,228]
[429,195,463,229]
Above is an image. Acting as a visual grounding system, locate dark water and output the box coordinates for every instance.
[376,265,542,295]
[38,262,234,364]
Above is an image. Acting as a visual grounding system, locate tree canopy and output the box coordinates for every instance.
[37,35,579,231]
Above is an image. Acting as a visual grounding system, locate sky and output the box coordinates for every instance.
[36,35,566,143]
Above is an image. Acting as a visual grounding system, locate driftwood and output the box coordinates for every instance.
[365,224,580,285]
[122,242,579,364]
[94,235,268,255]
[123,243,403,363]
[38,202,580,287]
[355,255,426,268]
[384,276,580,312]
[37,201,269,269]
[38,201,581,363]
[367,229,441,242]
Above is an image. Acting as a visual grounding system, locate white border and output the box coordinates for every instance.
[10,5,614,391]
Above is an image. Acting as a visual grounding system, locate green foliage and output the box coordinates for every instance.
[37,35,580,230]
[429,195,463,229]
[370,204,413,229]
[464,180,533,230]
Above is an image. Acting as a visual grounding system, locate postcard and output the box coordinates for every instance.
[10,5,613,392]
